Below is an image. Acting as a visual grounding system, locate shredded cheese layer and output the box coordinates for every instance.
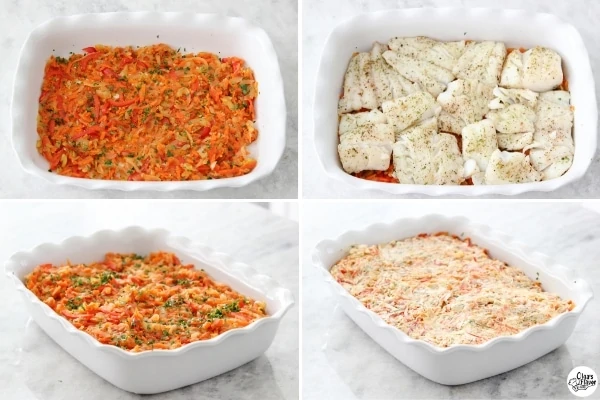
[330,233,574,347]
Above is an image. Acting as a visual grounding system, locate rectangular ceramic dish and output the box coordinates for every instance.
[11,12,286,191]
[312,215,593,385]
[5,227,294,394]
[313,8,597,196]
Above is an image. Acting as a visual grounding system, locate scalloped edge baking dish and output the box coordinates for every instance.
[5,227,294,394]
[313,8,598,196]
[312,215,593,385]
[11,12,286,191]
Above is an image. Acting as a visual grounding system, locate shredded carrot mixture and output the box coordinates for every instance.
[331,232,574,347]
[353,164,399,183]
[25,252,267,352]
[37,44,258,181]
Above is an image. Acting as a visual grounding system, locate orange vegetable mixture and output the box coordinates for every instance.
[37,44,259,181]
[25,252,267,352]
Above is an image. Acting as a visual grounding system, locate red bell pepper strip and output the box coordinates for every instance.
[79,52,101,70]
[108,98,136,107]
[128,172,143,181]
[62,310,93,319]
[136,60,148,69]
[71,125,102,140]
[48,119,55,134]
[49,149,65,169]
[56,95,66,119]
[102,68,117,78]
[94,95,101,122]
[141,159,150,172]
[121,57,134,67]
[199,126,211,139]
[190,79,199,92]
[82,46,97,53]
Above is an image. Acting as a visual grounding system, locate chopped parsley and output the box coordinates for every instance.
[66,297,82,310]
[100,271,116,285]
[240,83,250,95]
[70,276,86,287]
[206,300,240,321]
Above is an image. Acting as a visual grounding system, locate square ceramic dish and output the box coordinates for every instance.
[5,227,294,394]
[313,8,598,196]
[312,215,593,385]
[11,12,286,191]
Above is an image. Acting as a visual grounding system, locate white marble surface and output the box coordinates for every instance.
[0,202,299,399]
[0,0,298,199]
[302,0,600,198]
[302,202,600,399]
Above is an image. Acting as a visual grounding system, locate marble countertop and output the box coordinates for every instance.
[0,0,298,199]
[0,202,299,400]
[302,202,600,399]
[302,0,600,198]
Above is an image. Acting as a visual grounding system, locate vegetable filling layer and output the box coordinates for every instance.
[25,252,267,351]
[37,44,258,181]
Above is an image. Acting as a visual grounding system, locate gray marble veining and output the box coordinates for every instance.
[0,202,299,399]
[0,0,298,199]
[302,0,600,198]
[302,202,600,399]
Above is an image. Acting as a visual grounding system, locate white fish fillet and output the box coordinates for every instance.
[525,90,574,180]
[340,123,395,145]
[382,91,441,135]
[497,132,534,151]
[338,52,377,114]
[500,47,563,92]
[461,119,498,172]
[463,159,486,185]
[338,54,362,114]
[388,36,466,70]
[485,150,542,184]
[488,86,538,110]
[338,142,393,174]
[432,132,464,184]
[453,41,507,85]
[339,109,387,134]
[486,104,536,134]
[370,42,421,105]
[535,91,573,134]
[338,110,394,174]
[383,50,455,97]
[528,137,574,180]
[436,79,495,134]
[392,118,436,184]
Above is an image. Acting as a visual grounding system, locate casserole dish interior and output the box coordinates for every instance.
[313,8,597,196]
[5,227,294,393]
[312,215,593,384]
[12,12,286,191]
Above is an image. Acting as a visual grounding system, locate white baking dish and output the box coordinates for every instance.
[313,8,597,196]
[11,12,286,191]
[312,215,593,385]
[5,227,294,394]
